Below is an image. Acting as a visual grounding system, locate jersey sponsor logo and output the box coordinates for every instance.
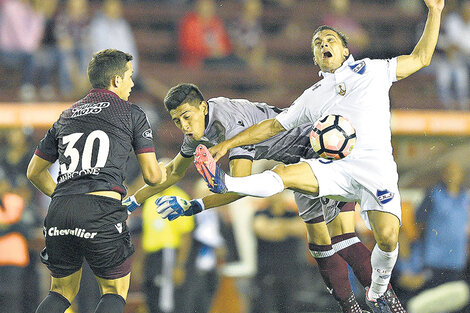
[71,102,110,118]
[142,129,153,140]
[349,61,366,75]
[45,227,98,239]
[335,82,347,96]
[376,189,394,204]
[58,167,101,184]
[115,223,123,233]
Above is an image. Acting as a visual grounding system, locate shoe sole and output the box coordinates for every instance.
[194,144,218,188]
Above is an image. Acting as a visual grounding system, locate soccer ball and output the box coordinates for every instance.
[309,115,356,160]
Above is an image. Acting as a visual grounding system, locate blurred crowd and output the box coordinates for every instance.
[0,0,469,109]
[2,0,470,313]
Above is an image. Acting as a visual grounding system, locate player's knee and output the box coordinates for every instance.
[374,226,399,252]
[97,274,130,300]
[272,163,288,176]
[50,282,80,303]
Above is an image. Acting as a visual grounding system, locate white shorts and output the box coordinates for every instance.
[302,153,402,230]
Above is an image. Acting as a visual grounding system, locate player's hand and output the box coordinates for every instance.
[157,162,167,184]
[424,0,444,12]
[155,196,203,221]
[123,195,140,215]
[209,142,229,162]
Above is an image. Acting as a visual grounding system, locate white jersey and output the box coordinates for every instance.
[275,55,401,228]
[276,55,397,157]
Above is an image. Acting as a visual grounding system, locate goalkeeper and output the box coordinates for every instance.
[124,83,405,313]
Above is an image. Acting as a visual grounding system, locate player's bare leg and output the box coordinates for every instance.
[363,211,400,313]
[271,162,319,195]
[36,269,82,313]
[194,144,318,197]
[329,211,406,313]
[306,220,365,313]
[94,273,130,313]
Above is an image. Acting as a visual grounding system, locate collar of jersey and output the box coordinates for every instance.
[203,99,215,137]
[90,88,120,99]
[319,55,355,78]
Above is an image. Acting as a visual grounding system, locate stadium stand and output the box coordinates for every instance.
[0,0,442,110]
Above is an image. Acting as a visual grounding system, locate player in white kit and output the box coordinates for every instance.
[196,1,445,312]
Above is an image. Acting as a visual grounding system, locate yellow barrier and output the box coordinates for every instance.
[391,110,470,136]
[0,103,71,128]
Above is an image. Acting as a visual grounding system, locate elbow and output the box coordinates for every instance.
[418,53,432,68]
[142,168,162,186]
[143,176,160,187]
[143,171,162,186]
[26,164,38,182]
[422,57,432,68]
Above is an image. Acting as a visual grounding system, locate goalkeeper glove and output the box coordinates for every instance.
[122,195,140,215]
[156,196,203,221]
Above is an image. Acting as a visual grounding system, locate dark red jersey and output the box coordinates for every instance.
[35,89,155,198]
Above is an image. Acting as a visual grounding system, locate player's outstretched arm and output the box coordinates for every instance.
[396,0,444,80]
[157,158,252,220]
[134,153,193,203]
[27,155,56,197]
[125,154,192,214]
[137,152,167,186]
[210,118,286,161]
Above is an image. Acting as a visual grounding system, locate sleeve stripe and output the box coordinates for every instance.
[135,147,155,154]
[34,149,57,163]
[229,155,254,161]
[180,151,193,158]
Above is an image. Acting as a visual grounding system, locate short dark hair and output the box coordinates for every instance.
[164,83,204,111]
[87,49,133,89]
[312,25,349,50]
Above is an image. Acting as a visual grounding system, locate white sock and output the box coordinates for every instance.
[225,170,285,197]
[369,243,398,300]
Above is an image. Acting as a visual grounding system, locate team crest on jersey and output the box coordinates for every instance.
[335,82,346,96]
[349,61,366,75]
[376,189,394,204]
[142,129,153,140]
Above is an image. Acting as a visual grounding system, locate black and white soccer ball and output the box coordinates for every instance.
[309,114,356,160]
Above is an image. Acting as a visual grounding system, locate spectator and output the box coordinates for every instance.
[182,179,225,313]
[230,0,266,70]
[178,0,240,68]
[322,0,370,57]
[0,167,29,313]
[409,159,470,312]
[89,0,139,79]
[55,0,90,99]
[250,191,306,313]
[0,128,34,190]
[32,0,60,101]
[0,0,45,101]
[434,0,470,110]
[140,184,194,313]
